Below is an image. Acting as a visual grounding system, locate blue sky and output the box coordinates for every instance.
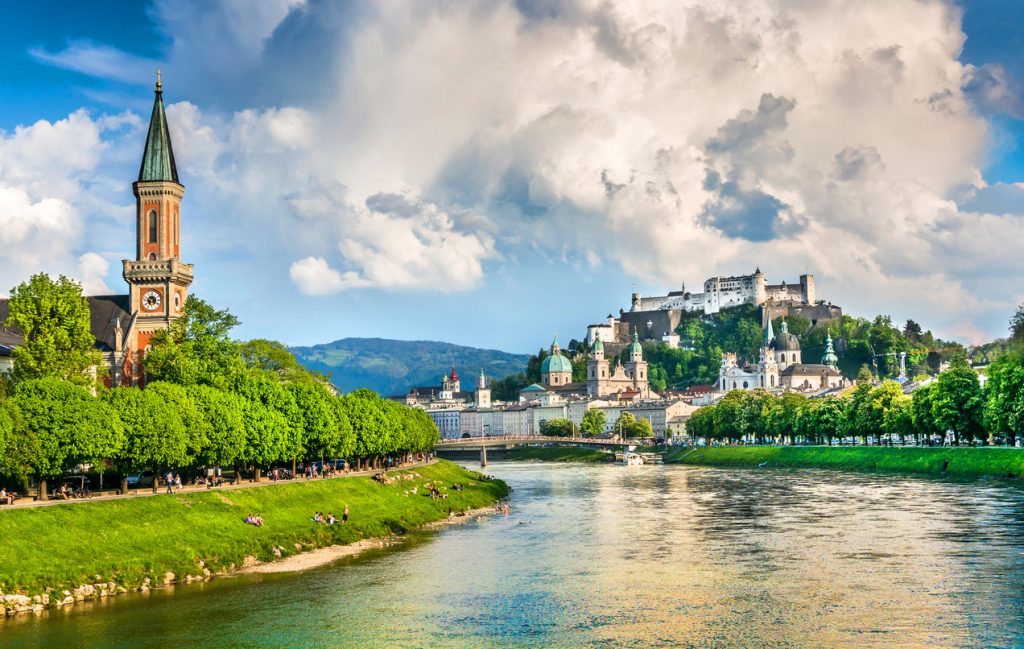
[1,0,1022,352]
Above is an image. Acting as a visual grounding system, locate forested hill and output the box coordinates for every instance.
[289,338,531,396]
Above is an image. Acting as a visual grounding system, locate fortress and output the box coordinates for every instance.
[587,269,842,354]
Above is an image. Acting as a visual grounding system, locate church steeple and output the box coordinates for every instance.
[138,70,179,183]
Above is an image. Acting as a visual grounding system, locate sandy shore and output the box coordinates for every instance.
[237,502,507,575]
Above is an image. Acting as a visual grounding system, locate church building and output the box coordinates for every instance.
[0,75,193,386]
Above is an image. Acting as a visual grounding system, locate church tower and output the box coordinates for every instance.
[475,368,491,409]
[122,73,194,377]
[625,330,650,397]
[587,336,610,397]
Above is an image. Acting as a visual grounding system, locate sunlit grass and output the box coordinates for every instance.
[664,445,1024,479]
[0,461,507,595]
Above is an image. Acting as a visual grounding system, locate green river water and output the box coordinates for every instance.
[2,462,1024,647]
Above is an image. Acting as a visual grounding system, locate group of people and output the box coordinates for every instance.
[54,482,87,500]
[163,471,184,494]
[0,488,16,505]
[312,506,349,525]
[245,513,265,527]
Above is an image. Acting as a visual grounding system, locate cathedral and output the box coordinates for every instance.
[718,312,846,393]
[0,76,193,386]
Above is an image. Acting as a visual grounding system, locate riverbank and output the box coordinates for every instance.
[0,461,507,615]
[664,445,1024,479]
[504,446,615,463]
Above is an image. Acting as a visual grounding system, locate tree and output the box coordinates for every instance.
[911,383,942,444]
[540,418,575,437]
[614,411,636,438]
[343,388,401,469]
[105,386,189,492]
[4,274,101,385]
[627,417,654,439]
[232,373,303,477]
[288,383,353,461]
[984,349,1024,445]
[240,339,326,384]
[883,396,914,445]
[767,392,806,442]
[14,378,124,498]
[1011,304,1024,344]
[714,391,747,443]
[687,405,716,443]
[804,396,846,445]
[932,357,985,444]
[144,296,245,389]
[581,409,607,436]
[186,384,247,469]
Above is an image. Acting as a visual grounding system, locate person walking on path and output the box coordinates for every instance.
[165,471,174,495]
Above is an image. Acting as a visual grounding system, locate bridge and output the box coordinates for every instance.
[434,435,631,466]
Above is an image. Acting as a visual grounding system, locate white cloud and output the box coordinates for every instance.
[77,252,112,295]
[8,0,1024,341]
[289,256,345,295]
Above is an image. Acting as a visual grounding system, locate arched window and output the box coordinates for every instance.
[771,375,776,387]
[173,212,178,245]
[742,381,748,389]
[148,210,158,243]
[148,252,157,261]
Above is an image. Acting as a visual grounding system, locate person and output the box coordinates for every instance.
[174,473,183,492]
[342,505,349,524]
[165,471,174,494]
[0,488,10,505]
[313,512,323,523]
[327,513,337,525]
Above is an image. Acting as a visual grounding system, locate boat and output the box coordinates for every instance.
[615,446,662,466]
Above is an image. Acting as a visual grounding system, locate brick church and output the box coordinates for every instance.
[0,75,193,386]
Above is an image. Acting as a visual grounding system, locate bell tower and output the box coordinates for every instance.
[122,72,193,374]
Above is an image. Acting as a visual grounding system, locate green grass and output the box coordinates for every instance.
[505,446,615,463]
[663,445,1024,479]
[0,461,507,596]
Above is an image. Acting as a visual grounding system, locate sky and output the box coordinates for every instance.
[0,0,1022,353]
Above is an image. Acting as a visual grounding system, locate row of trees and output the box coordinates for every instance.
[688,352,1024,446]
[0,274,440,496]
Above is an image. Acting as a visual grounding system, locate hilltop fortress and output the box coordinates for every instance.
[588,268,842,354]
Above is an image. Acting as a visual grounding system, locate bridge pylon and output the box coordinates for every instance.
[480,446,488,467]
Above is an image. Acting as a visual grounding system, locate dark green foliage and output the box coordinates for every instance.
[289,338,530,396]
[539,418,575,437]
[581,409,606,436]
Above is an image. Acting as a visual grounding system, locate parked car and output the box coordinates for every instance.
[126,470,156,488]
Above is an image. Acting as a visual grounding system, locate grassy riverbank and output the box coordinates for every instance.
[0,461,507,602]
[664,446,1024,479]
[505,446,615,463]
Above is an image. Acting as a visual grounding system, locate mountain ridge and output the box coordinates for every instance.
[289,337,531,397]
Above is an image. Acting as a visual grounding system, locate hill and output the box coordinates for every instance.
[289,338,530,396]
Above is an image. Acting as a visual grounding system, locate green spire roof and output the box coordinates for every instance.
[822,334,839,368]
[763,316,775,347]
[592,337,604,353]
[629,330,642,355]
[138,72,179,183]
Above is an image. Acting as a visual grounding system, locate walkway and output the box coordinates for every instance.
[0,459,438,510]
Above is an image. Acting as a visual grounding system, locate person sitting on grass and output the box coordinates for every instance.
[312,512,324,523]
[245,514,264,527]
[326,513,337,525]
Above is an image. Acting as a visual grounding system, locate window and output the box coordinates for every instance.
[173,213,178,245]
[148,210,158,243]
[742,381,748,389]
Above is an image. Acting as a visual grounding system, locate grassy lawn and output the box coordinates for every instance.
[506,446,615,463]
[0,461,507,596]
[663,445,1024,479]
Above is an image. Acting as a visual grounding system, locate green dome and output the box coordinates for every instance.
[629,330,642,355]
[541,352,573,374]
[592,337,604,353]
[821,334,839,368]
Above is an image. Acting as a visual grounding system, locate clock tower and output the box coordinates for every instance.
[122,72,193,372]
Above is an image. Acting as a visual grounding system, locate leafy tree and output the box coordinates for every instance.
[581,409,607,436]
[240,339,326,384]
[627,416,654,439]
[540,417,575,437]
[911,383,942,444]
[766,392,806,442]
[288,383,353,461]
[714,391,746,443]
[883,396,914,445]
[932,357,985,444]
[145,381,208,465]
[687,405,716,442]
[984,349,1024,445]
[144,296,245,389]
[14,378,124,498]
[804,396,846,445]
[232,373,303,475]
[1011,304,1024,344]
[186,384,247,469]
[343,388,401,468]
[105,386,188,492]
[614,411,636,437]
[4,274,101,386]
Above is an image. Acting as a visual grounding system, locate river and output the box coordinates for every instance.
[3,462,1024,648]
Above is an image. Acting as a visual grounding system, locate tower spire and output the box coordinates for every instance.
[138,71,179,183]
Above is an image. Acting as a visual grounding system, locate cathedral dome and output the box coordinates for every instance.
[541,353,572,374]
[773,320,800,351]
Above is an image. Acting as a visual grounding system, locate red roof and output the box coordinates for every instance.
[450,367,459,381]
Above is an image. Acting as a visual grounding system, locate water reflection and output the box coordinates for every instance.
[2,463,1023,648]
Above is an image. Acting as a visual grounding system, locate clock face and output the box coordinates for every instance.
[142,290,162,311]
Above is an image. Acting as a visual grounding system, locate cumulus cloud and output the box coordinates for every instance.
[77,252,112,295]
[9,0,1024,340]
[289,256,345,295]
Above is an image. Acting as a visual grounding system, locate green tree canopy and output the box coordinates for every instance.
[5,274,101,386]
[539,418,575,437]
[144,296,244,389]
[932,357,984,443]
[581,409,607,436]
